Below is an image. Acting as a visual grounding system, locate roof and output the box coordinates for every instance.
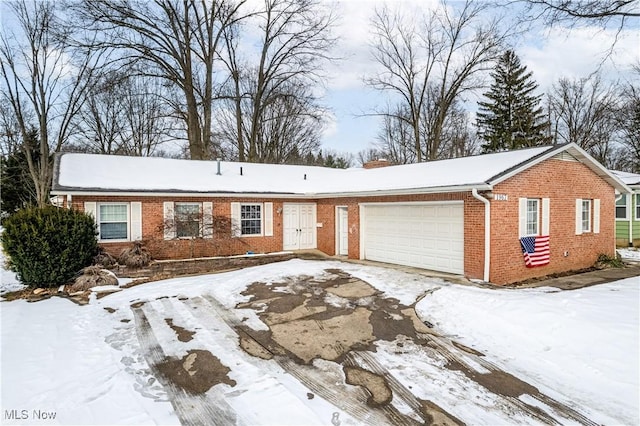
[611,170,640,187]
[51,143,630,197]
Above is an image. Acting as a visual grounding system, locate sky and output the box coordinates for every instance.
[1,0,637,159]
[318,0,640,157]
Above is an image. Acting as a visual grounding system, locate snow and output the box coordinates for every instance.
[618,247,640,261]
[416,278,640,425]
[611,170,640,185]
[2,258,638,425]
[0,244,26,298]
[55,146,555,195]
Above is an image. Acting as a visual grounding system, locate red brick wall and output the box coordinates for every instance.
[71,196,313,260]
[489,158,615,284]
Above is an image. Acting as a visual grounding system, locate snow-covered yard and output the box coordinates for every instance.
[1,259,638,425]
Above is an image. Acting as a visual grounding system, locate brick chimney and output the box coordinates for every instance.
[363,159,391,169]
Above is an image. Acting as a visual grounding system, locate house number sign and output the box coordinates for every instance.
[494,194,508,201]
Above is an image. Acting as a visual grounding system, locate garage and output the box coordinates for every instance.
[361,202,464,274]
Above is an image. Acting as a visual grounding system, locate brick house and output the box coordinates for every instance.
[51,143,629,285]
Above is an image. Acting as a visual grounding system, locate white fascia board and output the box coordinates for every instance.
[313,184,492,198]
[51,184,492,199]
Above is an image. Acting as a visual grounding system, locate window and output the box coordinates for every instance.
[616,195,628,220]
[526,199,539,236]
[99,204,128,240]
[240,204,262,235]
[175,203,201,238]
[581,199,591,232]
[636,194,640,220]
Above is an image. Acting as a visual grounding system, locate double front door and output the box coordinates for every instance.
[283,203,317,250]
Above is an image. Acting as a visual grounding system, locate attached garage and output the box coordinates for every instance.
[360,202,464,274]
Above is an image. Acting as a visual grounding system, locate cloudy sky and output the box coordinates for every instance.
[318,0,640,157]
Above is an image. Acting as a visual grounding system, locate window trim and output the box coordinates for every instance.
[636,194,640,221]
[615,194,629,221]
[581,199,592,233]
[174,202,202,239]
[98,202,130,242]
[240,203,263,237]
[525,198,540,237]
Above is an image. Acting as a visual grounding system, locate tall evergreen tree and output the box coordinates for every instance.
[477,50,550,152]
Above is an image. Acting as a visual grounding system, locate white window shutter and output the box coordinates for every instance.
[203,202,213,239]
[130,202,142,241]
[518,198,527,237]
[163,201,175,240]
[593,199,600,234]
[231,202,241,237]
[264,202,273,237]
[575,199,583,235]
[541,198,550,236]
[84,202,97,219]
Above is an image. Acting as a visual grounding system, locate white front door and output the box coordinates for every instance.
[283,203,317,250]
[337,206,348,255]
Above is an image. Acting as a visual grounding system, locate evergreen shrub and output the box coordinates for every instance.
[1,205,98,287]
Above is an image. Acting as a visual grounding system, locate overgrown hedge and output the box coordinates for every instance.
[1,205,98,287]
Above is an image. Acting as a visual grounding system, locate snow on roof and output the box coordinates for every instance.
[611,170,640,186]
[53,146,563,196]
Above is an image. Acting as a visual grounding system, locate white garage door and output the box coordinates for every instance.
[362,203,464,274]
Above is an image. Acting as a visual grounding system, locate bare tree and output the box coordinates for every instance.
[616,82,640,172]
[218,0,336,163]
[516,1,639,25]
[79,0,247,160]
[76,72,127,154]
[547,74,619,165]
[0,0,103,206]
[375,105,417,164]
[365,1,505,162]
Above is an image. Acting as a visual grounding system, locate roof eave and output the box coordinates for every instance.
[488,143,632,193]
[51,184,493,199]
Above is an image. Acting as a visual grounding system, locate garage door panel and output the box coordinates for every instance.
[363,203,464,274]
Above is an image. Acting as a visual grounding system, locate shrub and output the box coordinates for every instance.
[70,266,118,292]
[1,205,98,287]
[595,253,624,269]
[93,247,117,268]
[118,241,152,268]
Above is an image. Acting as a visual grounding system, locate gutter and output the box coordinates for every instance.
[472,188,491,282]
[50,184,493,199]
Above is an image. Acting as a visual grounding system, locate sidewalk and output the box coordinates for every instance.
[509,264,640,290]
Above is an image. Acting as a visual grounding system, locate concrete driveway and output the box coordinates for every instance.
[126,267,603,425]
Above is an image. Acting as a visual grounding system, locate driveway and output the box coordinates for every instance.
[119,265,603,425]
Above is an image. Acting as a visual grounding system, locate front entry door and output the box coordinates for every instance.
[337,207,348,255]
[283,203,317,250]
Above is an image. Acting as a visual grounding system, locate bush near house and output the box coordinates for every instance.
[1,205,98,287]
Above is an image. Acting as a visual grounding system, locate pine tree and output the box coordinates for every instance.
[477,50,550,153]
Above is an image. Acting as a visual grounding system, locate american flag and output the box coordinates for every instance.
[520,235,550,267]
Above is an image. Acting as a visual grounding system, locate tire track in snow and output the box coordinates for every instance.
[131,303,242,426]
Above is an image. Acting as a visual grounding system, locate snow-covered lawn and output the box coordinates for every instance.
[618,247,640,262]
[416,277,640,425]
[1,258,638,425]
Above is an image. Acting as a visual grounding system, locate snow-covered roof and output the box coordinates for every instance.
[611,170,640,187]
[52,143,629,197]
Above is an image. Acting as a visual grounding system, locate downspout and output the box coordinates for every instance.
[472,188,490,282]
[629,192,634,247]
